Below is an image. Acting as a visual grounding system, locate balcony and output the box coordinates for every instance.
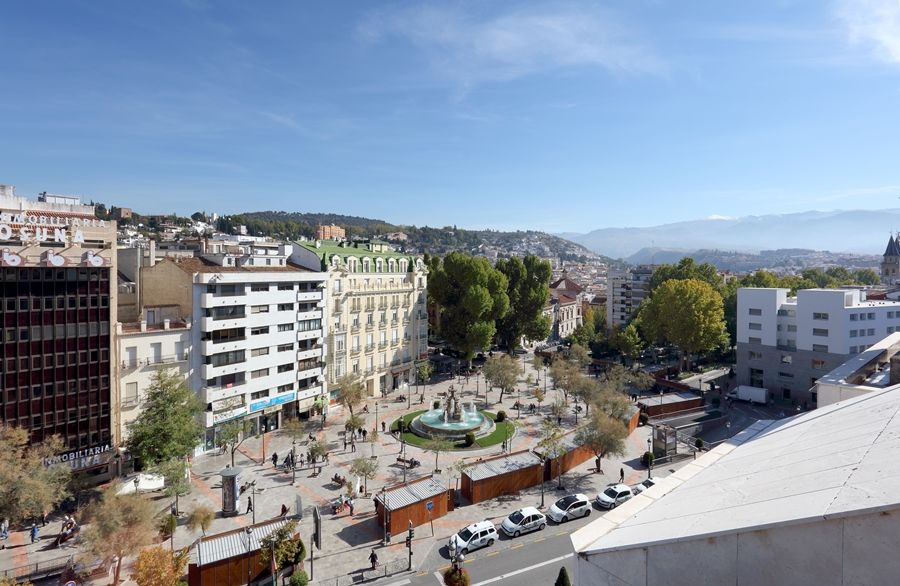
[366,344,376,352]
[121,353,189,372]
[200,294,245,309]
[298,291,322,302]
[351,324,361,333]
[297,329,321,342]
[297,309,323,321]
[120,395,140,410]
[297,346,323,361]
[201,316,245,331]
[201,338,245,355]
[351,346,361,355]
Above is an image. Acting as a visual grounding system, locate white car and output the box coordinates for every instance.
[596,484,634,509]
[631,478,657,495]
[546,494,592,523]
[500,506,547,537]
[449,520,498,555]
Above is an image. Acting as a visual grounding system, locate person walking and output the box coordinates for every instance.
[619,468,625,483]
[272,452,279,469]
[41,510,48,527]
[381,421,386,433]
[348,499,355,516]
[245,495,254,515]
[351,440,356,453]
[0,518,9,541]
[343,438,347,451]
[30,523,39,544]
[362,428,368,441]
[369,549,378,570]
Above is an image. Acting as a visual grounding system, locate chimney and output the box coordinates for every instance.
[163,319,171,330]
[140,320,147,332]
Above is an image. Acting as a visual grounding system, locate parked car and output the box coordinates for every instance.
[500,506,547,537]
[596,484,634,509]
[449,520,498,555]
[547,494,592,523]
[631,478,657,495]
[631,478,656,496]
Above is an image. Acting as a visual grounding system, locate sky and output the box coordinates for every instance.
[2,0,900,233]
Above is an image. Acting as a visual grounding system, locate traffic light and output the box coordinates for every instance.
[406,520,414,548]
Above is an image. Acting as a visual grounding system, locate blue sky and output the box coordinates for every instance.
[2,0,900,233]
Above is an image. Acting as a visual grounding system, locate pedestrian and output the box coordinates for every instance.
[557,415,562,425]
[343,438,347,451]
[348,499,354,516]
[362,429,368,441]
[280,504,289,517]
[0,518,9,540]
[245,495,253,515]
[299,454,305,467]
[324,452,330,464]
[381,421,386,433]
[41,510,48,527]
[619,468,625,483]
[369,549,378,570]
[30,523,38,544]
[272,452,279,469]
[351,441,356,453]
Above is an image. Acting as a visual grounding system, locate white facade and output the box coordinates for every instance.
[572,387,900,586]
[606,267,653,331]
[116,320,191,445]
[813,332,900,408]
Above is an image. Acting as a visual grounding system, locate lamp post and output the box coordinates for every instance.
[540,456,546,508]
[250,481,259,525]
[244,526,253,586]
[647,437,652,480]
[291,439,297,485]
[448,539,466,573]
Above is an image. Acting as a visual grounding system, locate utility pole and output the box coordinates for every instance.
[406,520,414,571]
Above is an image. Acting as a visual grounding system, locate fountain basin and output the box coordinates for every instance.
[409,407,494,441]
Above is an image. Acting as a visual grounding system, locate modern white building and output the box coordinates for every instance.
[736,287,900,406]
[572,386,900,586]
[812,332,900,408]
[290,240,428,400]
[115,311,191,448]
[140,244,327,452]
[606,266,653,331]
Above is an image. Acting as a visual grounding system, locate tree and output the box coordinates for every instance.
[595,391,634,422]
[307,440,327,468]
[636,279,728,371]
[127,369,202,465]
[0,424,71,523]
[649,257,722,295]
[549,359,579,403]
[215,401,253,467]
[416,361,434,389]
[428,252,510,365]
[575,412,628,474]
[549,398,568,422]
[349,457,378,494]
[483,354,519,403]
[424,439,454,473]
[335,373,366,415]
[259,519,306,573]
[855,268,880,285]
[555,567,572,586]
[134,545,189,586]
[81,491,157,585]
[571,375,600,417]
[537,420,566,489]
[495,255,552,350]
[617,323,645,363]
[531,354,546,383]
[443,567,471,586]
[345,413,366,437]
[533,387,546,409]
[567,344,591,369]
[187,505,215,535]
[157,457,191,515]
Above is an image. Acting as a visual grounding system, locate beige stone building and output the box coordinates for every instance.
[290,240,428,399]
[316,224,346,241]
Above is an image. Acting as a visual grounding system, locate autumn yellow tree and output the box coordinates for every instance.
[0,424,71,523]
[134,546,188,586]
[81,491,157,584]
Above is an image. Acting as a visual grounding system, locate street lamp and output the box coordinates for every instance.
[291,439,297,485]
[448,539,466,572]
[249,481,260,525]
[244,526,253,586]
[647,437,652,480]
[539,456,546,508]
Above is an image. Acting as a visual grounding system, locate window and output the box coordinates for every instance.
[251,326,269,336]
[277,283,294,291]
[278,303,294,311]
[278,384,294,393]
[812,344,828,352]
[787,324,797,332]
[749,337,761,344]
[812,359,827,370]
[750,368,764,387]
[206,350,245,367]
[251,368,269,379]
[209,305,246,320]
[812,312,829,320]
[777,308,796,317]
[277,363,294,373]
[778,371,794,379]
[868,312,875,320]
[251,283,269,292]
[277,323,294,332]
[748,308,762,316]
[812,328,828,337]
[251,305,270,314]
[251,347,269,357]
[849,346,858,354]
[124,382,138,403]
[298,319,321,332]
[251,390,270,400]
[278,343,293,352]
[210,328,245,343]
[867,328,875,336]
[850,329,858,338]
[850,313,858,321]
[748,323,762,331]
[889,311,895,319]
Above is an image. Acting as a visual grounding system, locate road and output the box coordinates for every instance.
[376,507,595,586]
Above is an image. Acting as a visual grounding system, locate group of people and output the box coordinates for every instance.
[331,495,354,515]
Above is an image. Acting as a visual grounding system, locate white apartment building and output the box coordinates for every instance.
[140,244,327,452]
[606,266,653,331]
[115,310,190,451]
[736,287,900,406]
[290,240,428,399]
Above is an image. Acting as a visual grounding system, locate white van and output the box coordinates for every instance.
[448,520,498,555]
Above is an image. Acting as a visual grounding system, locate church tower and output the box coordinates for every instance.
[880,234,900,284]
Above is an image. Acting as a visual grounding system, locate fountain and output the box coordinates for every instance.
[409,386,494,441]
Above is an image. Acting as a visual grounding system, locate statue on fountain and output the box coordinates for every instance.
[445,386,463,423]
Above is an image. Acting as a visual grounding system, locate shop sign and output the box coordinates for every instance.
[250,391,296,413]
[0,213,106,245]
[44,443,113,471]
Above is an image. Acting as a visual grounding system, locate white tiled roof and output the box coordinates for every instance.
[464,451,543,481]
[197,519,292,565]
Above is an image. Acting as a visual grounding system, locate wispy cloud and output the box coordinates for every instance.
[836,0,900,64]
[357,3,662,93]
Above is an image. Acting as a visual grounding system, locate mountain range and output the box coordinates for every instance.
[560,209,900,260]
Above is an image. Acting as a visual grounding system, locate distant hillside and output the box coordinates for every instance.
[221,211,612,264]
[626,247,880,272]
[562,209,900,258]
